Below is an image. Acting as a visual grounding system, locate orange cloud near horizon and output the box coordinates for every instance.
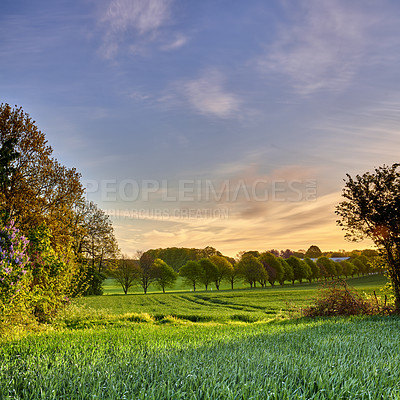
[112,191,375,257]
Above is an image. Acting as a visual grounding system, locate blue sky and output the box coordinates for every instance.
[2,0,400,256]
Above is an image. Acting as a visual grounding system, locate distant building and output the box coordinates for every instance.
[330,257,350,263]
[310,257,350,262]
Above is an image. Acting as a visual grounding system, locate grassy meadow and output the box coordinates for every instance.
[2,274,399,399]
[73,274,388,325]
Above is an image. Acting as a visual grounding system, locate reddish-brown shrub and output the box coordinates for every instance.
[302,280,393,317]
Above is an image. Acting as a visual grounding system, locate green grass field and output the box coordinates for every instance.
[102,273,388,295]
[1,274,398,399]
[72,274,388,325]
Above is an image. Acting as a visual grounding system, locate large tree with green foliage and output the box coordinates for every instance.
[237,254,267,288]
[304,257,319,282]
[336,163,400,311]
[198,258,218,290]
[316,256,337,280]
[351,258,365,276]
[209,255,233,290]
[110,255,140,295]
[278,258,293,285]
[152,258,177,293]
[340,260,355,278]
[0,104,118,296]
[179,260,203,292]
[0,103,84,247]
[72,200,119,273]
[227,261,241,290]
[138,251,157,294]
[286,256,310,284]
[358,255,371,274]
[258,252,283,286]
[0,104,119,326]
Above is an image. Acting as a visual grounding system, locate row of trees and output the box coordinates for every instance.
[111,252,177,294]
[144,246,227,271]
[111,253,234,294]
[143,245,377,272]
[110,247,377,294]
[240,246,378,261]
[0,103,119,323]
[179,252,376,291]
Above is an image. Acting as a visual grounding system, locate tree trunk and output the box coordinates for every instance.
[98,249,104,273]
[389,268,400,312]
[384,249,400,312]
[91,237,95,268]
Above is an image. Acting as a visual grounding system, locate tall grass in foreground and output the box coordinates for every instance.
[1,317,400,399]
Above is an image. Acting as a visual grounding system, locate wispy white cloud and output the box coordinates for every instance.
[258,1,377,95]
[99,0,184,58]
[160,33,188,51]
[310,96,400,173]
[128,91,151,101]
[175,70,241,118]
[102,0,171,34]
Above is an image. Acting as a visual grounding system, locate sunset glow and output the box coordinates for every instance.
[2,0,399,255]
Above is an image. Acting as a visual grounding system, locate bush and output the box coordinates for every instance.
[83,267,106,296]
[29,225,86,322]
[1,220,87,330]
[302,280,393,317]
[0,220,30,317]
[28,225,79,322]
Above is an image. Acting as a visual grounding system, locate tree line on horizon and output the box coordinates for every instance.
[110,245,381,294]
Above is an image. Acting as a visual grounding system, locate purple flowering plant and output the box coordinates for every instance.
[0,220,30,310]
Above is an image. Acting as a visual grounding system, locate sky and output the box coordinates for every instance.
[1,0,400,256]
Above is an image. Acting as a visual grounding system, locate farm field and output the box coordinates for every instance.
[1,274,398,400]
[72,274,388,325]
[102,272,388,295]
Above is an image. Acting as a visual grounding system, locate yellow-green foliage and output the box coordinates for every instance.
[27,225,80,322]
[1,221,85,333]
